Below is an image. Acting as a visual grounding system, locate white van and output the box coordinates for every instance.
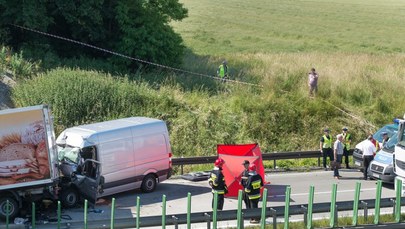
[56,117,172,206]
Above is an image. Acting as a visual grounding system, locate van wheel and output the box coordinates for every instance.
[60,188,79,208]
[141,174,157,193]
[0,196,19,220]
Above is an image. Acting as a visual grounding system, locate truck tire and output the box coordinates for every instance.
[60,188,79,208]
[0,196,19,220]
[141,174,157,193]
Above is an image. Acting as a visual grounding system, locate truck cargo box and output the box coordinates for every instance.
[0,105,59,190]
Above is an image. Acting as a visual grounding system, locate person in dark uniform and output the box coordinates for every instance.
[342,127,352,169]
[320,128,334,171]
[245,164,264,224]
[240,160,250,208]
[208,158,228,210]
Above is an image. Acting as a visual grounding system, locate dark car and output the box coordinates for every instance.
[353,123,399,169]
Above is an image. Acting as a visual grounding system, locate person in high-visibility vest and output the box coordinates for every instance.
[342,127,352,169]
[208,158,228,210]
[320,128,334,171]
[244,164,263,224]
[217,60,228,81]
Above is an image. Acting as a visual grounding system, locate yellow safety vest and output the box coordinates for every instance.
[322,135,332,148]
[343,133,351,149]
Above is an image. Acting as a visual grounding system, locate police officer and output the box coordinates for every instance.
[342,127,352,169]
[382,132,389,148]
[208,158,228,210]
[320,128,334,171]
[240,160,250,208]
[245,164,263,223]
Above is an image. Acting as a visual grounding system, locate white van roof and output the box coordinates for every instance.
[56,117,167,148]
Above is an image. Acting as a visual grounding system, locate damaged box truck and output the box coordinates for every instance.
[0,105,173,219]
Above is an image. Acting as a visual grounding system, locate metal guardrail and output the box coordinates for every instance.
[173,149,354,174]
[14,196,404,229]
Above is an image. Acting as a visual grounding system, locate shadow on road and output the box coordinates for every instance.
[264,184,293,203]
[98,182,211,208]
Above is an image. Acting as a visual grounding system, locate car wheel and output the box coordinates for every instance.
[0,196,19,220]
[141,174,157,193]
[60,188,79,208]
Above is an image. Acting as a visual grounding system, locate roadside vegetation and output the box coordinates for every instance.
[1,0,405,173]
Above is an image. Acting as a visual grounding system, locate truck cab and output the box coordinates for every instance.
[353,122,399,169]
[393,115,405,195]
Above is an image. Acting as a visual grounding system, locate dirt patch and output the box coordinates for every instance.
[0,73,15,109]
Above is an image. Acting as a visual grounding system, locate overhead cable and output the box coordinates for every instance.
[11,24,262,87]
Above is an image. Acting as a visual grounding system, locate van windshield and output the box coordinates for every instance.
[399,123,405,147]
[58,145,81,164]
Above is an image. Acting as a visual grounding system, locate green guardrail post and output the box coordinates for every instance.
[84,199,88,229]
[374,180,382,225]
[329,183,337,228]
[32,202,36,229]
[237,190,243,229]
[352,182,361,226]
[162,194,167,229]
[261,188,268,229]
[213,191,218,229]
[395,179,402,223]
[57,201,61,229]
[110,198,115,229]
[187,192,192,229]
[284,186,291,229]
[307,186,314,229]
[136,196,140,229]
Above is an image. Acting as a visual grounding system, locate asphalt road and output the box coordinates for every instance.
[24,168,399,228]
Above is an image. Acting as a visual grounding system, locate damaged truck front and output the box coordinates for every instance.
[0,105,102,220]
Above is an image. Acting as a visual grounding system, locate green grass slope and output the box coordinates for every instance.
[8,0,405,170]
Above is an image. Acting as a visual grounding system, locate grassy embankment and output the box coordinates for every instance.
[6,0,405,173]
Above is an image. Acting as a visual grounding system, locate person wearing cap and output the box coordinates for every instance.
[382,132,389,148]
[341,127,352,169]
[217,60,228,82]
[244,164,263,224]
[320,128,334,171]
[240,160,251,209]
[308,68,319,97]
[208,158,228,210]
[362,135,377,180]
[333,134,344,179]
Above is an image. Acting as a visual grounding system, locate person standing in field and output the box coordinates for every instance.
[342,127,352,169]
[320,128,334,171]
[308,68,319,97]
[217,60,228,82]
[333,134,344,179]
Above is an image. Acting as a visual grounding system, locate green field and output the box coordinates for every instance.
[5,0,405,172]
[172,0,405,54]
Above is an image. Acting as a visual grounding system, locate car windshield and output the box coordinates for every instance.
[373,124,398,143]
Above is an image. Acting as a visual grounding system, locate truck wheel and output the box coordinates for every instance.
[0,196,19,220]
[60,188,79,208]
[141,174,157,193]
